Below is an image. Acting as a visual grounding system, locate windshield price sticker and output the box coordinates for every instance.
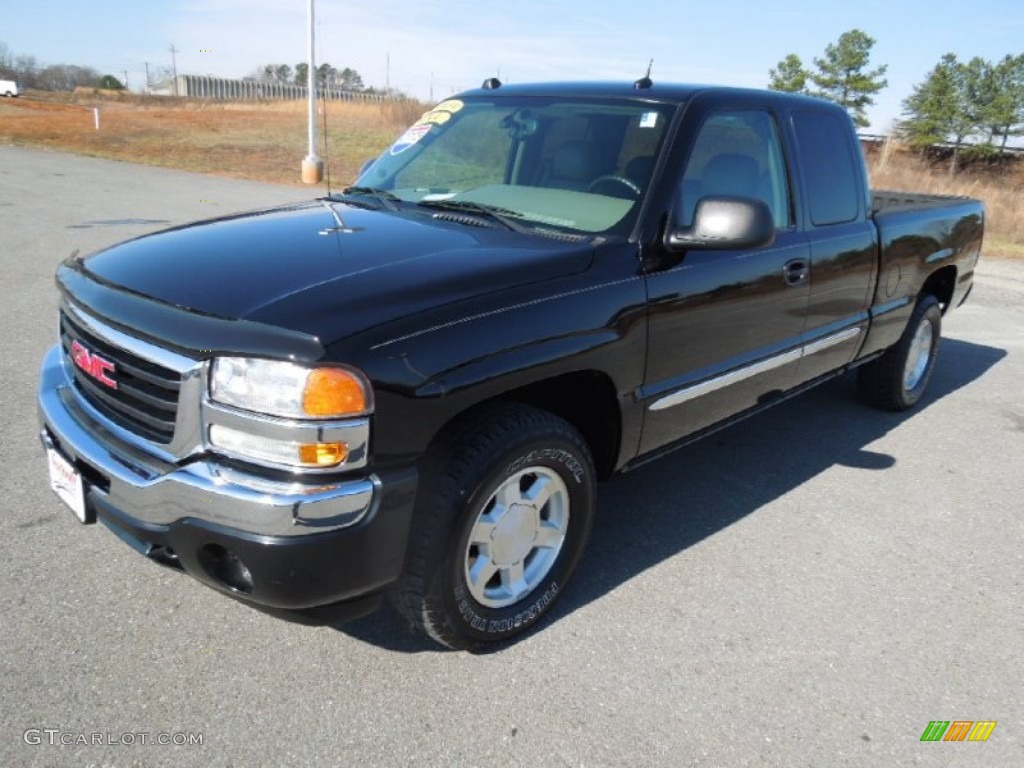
[394,99,466,154]
[640,112,659,128]
[389,123,433,155]
[413,98,465,129]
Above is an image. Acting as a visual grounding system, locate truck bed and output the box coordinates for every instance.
[871,190,975,215]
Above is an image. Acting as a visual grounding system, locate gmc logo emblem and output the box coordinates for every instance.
[70,339,118,389]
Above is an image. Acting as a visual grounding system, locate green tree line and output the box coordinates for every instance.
[899,53,1024,173]
[769,30,1024,174]
[250,63,365,91]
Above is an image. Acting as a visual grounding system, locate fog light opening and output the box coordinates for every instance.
[198,544,254,594]
[298,441,348,466]
[149,545,182,570]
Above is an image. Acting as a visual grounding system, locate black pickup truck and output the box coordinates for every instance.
[38,81,983,649]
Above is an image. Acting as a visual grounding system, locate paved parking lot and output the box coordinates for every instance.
[1,146,1021,767]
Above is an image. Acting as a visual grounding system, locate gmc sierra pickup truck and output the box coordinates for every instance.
[38,81,983,649]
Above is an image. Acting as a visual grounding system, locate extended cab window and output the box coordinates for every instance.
[792,111,860,226]
[680,110,791,229]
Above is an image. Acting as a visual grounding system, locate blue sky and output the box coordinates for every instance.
[3,0,1022,132]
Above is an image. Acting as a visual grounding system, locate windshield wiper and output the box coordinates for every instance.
[416,199,531,233]
[334,186,401,211]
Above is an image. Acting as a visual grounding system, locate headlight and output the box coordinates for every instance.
[210,358,371,419]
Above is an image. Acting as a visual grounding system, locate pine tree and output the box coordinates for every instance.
[981,54,1024,155]
[810,29,888,128]
[898,54,975,175]
[768,54,809,94]
[98,74,125,90]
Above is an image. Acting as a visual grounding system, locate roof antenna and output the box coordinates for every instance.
[482,77,502,89]
[634,59,653,90]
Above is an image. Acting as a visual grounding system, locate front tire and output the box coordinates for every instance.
[858,294,942,411]
[394,403,595,650]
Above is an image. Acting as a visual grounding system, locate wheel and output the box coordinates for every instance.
[858,294,942,411]
[586,175,641,199]
[394,402,595,650]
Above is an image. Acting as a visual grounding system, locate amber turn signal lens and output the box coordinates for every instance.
[302,369,367,416]
[298,442,349,466]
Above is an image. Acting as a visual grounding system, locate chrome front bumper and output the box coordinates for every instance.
[38,345,377,538]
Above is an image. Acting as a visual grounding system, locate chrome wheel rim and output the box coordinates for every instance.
[903,319,934,392]
[464,466,570,609]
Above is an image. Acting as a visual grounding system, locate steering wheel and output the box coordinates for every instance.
[586,175,641,199]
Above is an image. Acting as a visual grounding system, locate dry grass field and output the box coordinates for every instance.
[0,92,424,186]
[865,143,1024,259]
[2,91,1020,257]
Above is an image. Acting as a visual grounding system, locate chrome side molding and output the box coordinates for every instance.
[649,326,862,412]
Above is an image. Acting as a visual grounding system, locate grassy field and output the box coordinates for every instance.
[2,91,1020,257]
[0,92,425,186]
[865,143,1024,259]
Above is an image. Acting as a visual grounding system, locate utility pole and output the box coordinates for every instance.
[169,44,179,96]
[143,62,151,92]
[301,0,323,184]
[386,52,390,95]
[122,70,129,90]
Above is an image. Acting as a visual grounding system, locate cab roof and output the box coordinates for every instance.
[454,80,838,113]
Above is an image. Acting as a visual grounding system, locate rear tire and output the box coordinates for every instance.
[858,294,942,411]
[393,402,595,650]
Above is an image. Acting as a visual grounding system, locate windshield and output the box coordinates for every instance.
[352,95,677,236]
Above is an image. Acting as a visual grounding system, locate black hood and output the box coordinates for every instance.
[79,201,594,342]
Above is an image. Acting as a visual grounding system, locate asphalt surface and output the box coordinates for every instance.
[1,145,1021,767]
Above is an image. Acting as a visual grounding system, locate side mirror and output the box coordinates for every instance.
[666,196,776,252]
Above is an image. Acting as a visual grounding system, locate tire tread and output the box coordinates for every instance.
[858,294,941,411]
[393,401,593,650]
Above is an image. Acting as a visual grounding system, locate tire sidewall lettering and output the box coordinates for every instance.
[446,438,591,641]
[505,447,584,484]
[454,582,560,635]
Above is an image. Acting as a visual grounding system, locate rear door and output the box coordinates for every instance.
[787,110,878,385]
[639,104,811,453]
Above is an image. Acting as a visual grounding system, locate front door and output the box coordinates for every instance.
[639,108,810,454]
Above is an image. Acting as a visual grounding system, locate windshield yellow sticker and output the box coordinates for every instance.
[416,110,452,126]
[406,98,464,136]
[415,98,464,127]
[433,99,464,114]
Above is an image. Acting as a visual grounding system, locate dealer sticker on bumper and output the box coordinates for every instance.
[47,448,88,523]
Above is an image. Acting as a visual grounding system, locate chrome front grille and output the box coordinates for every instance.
[60,308,181,444]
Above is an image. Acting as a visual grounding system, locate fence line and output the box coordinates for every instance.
[859,133,1024,155]
[164,74,388,102]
